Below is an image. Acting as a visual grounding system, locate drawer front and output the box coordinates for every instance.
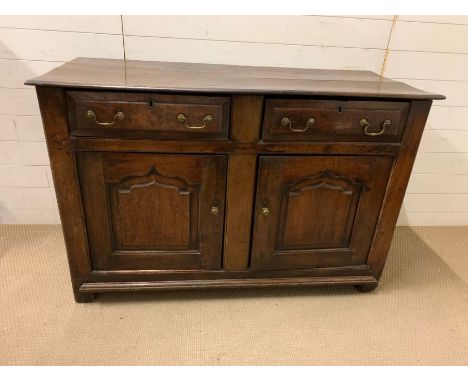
[66,91,230,139]
[262,99,409,142]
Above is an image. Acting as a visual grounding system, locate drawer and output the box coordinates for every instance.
[262,99,410,142]
[66,91,230,140]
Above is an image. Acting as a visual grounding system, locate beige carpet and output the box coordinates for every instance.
[1,225,467,365]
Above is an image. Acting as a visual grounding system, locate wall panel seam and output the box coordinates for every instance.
[397,19,468,26]
[405,192,468,195]
[0,113,40,117]
[0,186,56,190]
[391,78,468,83]
[123,34,388,51]
[390,49,468,55]
[431,105,468,108]
[0,26,121,35]
[0,140,45,143]
[0,58,65,63]
[380,15,398,76]
[308,15,395,21]
[420,152,468,154]
[120,15,126,62]
[412,172,468,176]
[399,212,468,214]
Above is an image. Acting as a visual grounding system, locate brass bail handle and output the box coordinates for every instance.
[86,110,125,126]
[281,117,315,132]
[361,118,391,136]
[177,113,213,129]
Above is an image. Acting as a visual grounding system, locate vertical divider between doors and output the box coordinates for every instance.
[222,95,264,271]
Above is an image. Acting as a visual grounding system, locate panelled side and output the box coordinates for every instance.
[36,86,94,302]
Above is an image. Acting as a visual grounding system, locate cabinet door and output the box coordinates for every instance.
[77,153,227,270]
[251,155,393,270]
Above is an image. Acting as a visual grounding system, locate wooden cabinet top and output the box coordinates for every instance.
[26,57,444,100]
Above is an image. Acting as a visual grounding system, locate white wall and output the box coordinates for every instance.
[0,15,467,225]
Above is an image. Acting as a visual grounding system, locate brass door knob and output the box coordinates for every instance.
[261,207,270,216]
[210,206,219,215]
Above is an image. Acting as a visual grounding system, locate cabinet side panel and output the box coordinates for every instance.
[36,86,92,301]
[367,100,432,278]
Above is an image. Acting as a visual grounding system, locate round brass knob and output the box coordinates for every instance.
[210,206,219,215]
[115,111,125,121]
[261,207,270,216]
[281,117,291,127]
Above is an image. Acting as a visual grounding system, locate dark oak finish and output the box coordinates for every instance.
[77,153,227,271]
[222,95,263,270]
[251,155,393,270]
[79,275,378,293]
[35,87,94,303]
[263,99,409,142]
[26,58,444,100]
[366,100,433,279]
[230,95,264,142]
[223,154,257,271]
[27,59,443,302]
[71,138,401,155]
[67,91,230,140]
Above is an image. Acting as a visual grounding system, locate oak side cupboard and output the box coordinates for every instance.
[26,58,444,302]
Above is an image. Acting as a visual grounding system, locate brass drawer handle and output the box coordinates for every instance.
[176,113,213,129]
[86,110,125,126]
[261,207,270,216]
[281,117,315,132]
[361,118,390,136]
